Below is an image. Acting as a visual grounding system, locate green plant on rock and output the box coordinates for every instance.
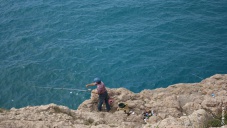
[225,114,227,124]
[207,119,222,127]
[206,113,227,127]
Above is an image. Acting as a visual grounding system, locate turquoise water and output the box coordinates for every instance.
[0,0,227,109]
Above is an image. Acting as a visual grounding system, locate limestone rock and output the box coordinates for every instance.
[0,74,227,128]
[183,102,201,115]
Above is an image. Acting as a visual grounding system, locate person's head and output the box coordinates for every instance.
[94,77,101,84]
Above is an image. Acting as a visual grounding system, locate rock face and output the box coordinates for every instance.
[0,74,227,128]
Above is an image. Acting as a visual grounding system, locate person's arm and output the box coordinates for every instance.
[86,83,96,88]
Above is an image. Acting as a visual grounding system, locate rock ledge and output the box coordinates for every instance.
[0,74,227,128]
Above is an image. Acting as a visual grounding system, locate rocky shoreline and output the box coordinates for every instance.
[0,74,226,128]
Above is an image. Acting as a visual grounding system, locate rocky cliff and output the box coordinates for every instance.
[0,74,226,128]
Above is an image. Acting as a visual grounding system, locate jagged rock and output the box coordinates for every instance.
[147,115,161,124]
[182,102,201,115]
[0,74,227,128]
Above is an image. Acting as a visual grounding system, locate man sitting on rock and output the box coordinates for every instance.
[86,77,111,112]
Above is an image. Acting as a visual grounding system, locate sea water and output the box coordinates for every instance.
[0,0,227,109]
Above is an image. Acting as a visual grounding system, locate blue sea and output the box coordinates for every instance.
[0,0,227,109]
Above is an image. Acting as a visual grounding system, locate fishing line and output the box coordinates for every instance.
[191,73,204,80]
[30,85,91,92]
[7,84,92,109]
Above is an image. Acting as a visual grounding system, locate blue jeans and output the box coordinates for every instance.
[98,91,111,111]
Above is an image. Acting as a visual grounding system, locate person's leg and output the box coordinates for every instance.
[98,95,104,111]
[104,92,111,111]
